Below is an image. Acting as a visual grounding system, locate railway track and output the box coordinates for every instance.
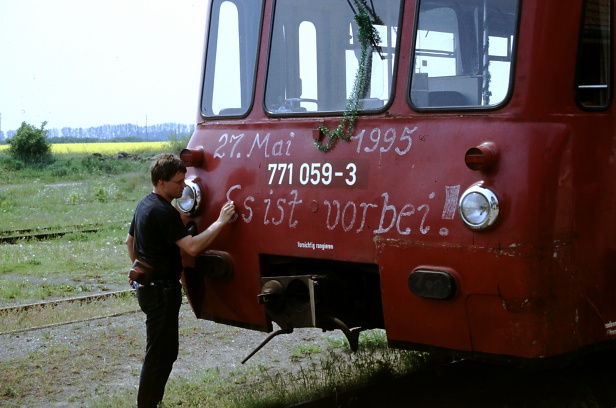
[0,227,101,244]
[0,289,134,314]
[0,290,139,335]
[0,224,105,244]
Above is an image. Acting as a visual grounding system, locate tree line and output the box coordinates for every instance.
[1,122,195,142]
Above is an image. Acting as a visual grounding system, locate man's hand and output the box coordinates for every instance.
[176,201,237,256]
[219,201,236,223]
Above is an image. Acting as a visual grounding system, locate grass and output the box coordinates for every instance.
[88,329,425,408]
[289,343,323,361]
[0,148,166,406]
[0,148,158,305]
[0,224,141,307]
[1,299,428,408]
[0,313,144,405]
[0,291,138,333]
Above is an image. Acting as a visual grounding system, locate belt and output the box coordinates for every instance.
[155,279,181,288]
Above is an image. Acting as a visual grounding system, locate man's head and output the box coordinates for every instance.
[150,154,187,187]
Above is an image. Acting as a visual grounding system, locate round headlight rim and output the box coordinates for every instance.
[458,184,500,230]
[177,179,202,216]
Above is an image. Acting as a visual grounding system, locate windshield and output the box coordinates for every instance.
[410,0,520,109]
[201,0,264,117]
[265,0,402,115]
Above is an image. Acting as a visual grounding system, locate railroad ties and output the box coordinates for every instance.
[0,225,102,244]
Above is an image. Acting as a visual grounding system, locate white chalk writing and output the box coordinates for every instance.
[214,132,295,159]
[212,126,419,161]
[226,184,461,237]
[352,126,416,155]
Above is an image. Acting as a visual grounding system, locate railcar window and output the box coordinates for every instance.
[201,0,263,117]
[264,0,402,115]
[576,0,612,109]
[410,0,520,109]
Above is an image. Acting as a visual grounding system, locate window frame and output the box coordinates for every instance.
[263,0,404,118]
[575,0,613,111]
[200,0,265,119]
[407,0,521,112]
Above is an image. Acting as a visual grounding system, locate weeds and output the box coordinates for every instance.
[0,150,158,307]
[162,330,423,408]
[0,313,143,406]
[85,329,425,408]
[0,229,133,306]
[0,150,153,186]
[289,343,323,361]
[0,292,138,333]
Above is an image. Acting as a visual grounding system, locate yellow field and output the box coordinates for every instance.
[0,141,167,154]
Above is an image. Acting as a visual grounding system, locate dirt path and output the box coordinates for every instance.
[0,306,343,407]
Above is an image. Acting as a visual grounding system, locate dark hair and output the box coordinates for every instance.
[149,154,187,186]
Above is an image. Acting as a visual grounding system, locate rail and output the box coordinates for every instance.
[0,224,106,244]
[0,290,139,335]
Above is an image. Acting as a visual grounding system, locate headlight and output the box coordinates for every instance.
[458,185,499,230]
[177,179,202,216]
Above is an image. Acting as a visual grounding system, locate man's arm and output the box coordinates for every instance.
[175,201,235,257]
[125,233,136,262]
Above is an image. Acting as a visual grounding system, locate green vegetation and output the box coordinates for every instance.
[5,121,52,164]
[0,292,138,333]
[90,330,425,408]
[0,131,191,306]
[166,131,192,155]
[0,149,156,306]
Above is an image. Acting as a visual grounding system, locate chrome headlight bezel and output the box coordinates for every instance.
[176,179,202,216]
[458,184,500,230]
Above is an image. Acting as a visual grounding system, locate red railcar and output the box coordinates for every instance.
[177,0,616,364]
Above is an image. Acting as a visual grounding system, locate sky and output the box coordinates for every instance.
[0,0,207,134]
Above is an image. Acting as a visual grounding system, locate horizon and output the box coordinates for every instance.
[0,121,195,142]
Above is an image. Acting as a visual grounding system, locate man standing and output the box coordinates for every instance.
[126,153,235,407]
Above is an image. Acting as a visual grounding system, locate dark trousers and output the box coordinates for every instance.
[136,282,182,408]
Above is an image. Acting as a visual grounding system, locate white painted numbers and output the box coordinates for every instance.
[352,126,416,155]
[267,162,358,187]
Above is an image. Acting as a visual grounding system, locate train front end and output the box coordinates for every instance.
[178,0,616,364]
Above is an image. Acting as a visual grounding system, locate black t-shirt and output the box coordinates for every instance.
[129,192,189,280]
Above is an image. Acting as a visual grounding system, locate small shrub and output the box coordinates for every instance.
[94,185,107,202]
[68,192,80,205]
[7,122,52,164]
[2,385,19,398]
[0,155,24,172]
[164,132,191,155]
[0,193,12,212]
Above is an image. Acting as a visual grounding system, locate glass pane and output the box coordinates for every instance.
[576,0,611,109]
[410,0,520,109]
[201,0,263,117]
[265,0,402,114]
